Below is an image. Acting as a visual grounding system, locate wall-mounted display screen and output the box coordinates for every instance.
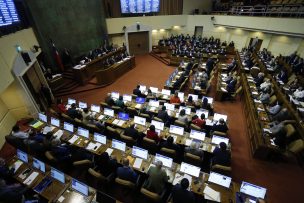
[120,0,160,14]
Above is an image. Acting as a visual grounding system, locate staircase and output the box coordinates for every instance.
[149,51,171,66]
[51,69,80,97]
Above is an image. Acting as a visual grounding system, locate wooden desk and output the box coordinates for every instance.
[95,56,135,86]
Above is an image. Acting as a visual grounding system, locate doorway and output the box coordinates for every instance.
[249,38,263,51]
[194,26,204,37]
[128,31,149,55]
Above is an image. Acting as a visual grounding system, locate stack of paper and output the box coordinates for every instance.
[204,185,221,202]
[86,142,101,151]
[68,135,79,144]
[54,130,64,139]
[30,121,44,129]
[105,148,114,156]
[112,119,120,125]
[117,120,125,126]
[23,171,39,185]
[43,126,55,134]
[185,139,192,146]
[133,158,143,169]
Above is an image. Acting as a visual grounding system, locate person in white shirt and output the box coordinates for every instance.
[293,87,304,101]
[11,125,29,139]
[259,78,271,92]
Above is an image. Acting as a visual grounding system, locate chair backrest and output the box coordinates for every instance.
[120,134,136,147]
[140,113,151,123]
[49,108,60,117]
[211,164,232,176]
[115,177,135,189]
[100,102,109,109]
[61,113,74,123]
[153,117,163,122]
[160,147,177,160]
[174,120,187,128]
[269,95,277,106]
[284,124,296,138]
[190,123,201,131]
[126,107,138,117]
[140,188,161,202]
[287,139,304,154]
[106,126,121,139]
[142,137,158,154]
[184,153,202,167]
[88,168,107,181]
[45,151,57,162]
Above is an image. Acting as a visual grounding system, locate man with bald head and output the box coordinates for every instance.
[116,158,138,183]
[144,161,168,194]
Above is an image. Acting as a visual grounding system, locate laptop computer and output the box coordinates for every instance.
[134,116,146,126]
[132,146,148,160]
[208,171,231,188]
[240,181,267,199]
[179,162,200,178]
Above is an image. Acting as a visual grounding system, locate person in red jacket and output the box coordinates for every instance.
[57,98,67,113]
[146,125,161,143]
[192,114,206,129]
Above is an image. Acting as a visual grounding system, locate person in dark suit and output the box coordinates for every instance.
[0,179,28,202]
[172,178,195,203]
[277,69,288,84]
[212,142,231,166]
[254,72,265,87]
[95,152,118,177]
[124,124,140,140]
[105,93,115,106]
[160,136,180,154]
[116,158,138,183]
[67,103,82,119]
[0,158,14,182]
[212,118,228,133]
[133,85,142,97]
[157,106,170,125]
[226,77,237,93]
[185,141,204,159]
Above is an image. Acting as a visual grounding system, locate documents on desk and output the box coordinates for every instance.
[98,115,105,120]
[11,160,23,173]
[105,148,114,156]
[220,87,228,92]
[54,130,64,140]
[117,120,125,127]
[254,99,262,104]
[68,135,79,144]
[252,91,259,95]
[43,126,55,134]
[173,173,192,188]
[23,171,39,185]
[206,119,215,126]
[133,158,143,169]
[204,185,221,202]
[73,64,86,69]
[30,120,44,129]
[112,119,120,125]
[135,104,142,109]
[185,139,192,146]
[86,142,101,151]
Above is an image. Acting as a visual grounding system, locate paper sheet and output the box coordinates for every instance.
[105,148,114,156]
[185,139,192,146]
[43,126,55,134]
[204,185,221,202]
[211,146,216,152]
[220,87,228,92]
[12,160,23,173]
[254,99,262,103]
[172,135,177,142]
[135,104,142,109]
[205,119,214,126]
[54,130,64,139]
[133,158,143,169]
[86,142,101,151]
[98,115,104,120]
[30,121,44,129]
[173,173,192,187]
[112,119,119,125]
[68,135,79,144]
[57,196,65,202]
[23,171,39,185]
[117,120,125,126]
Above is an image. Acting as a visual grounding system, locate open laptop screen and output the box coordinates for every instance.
[240,181,267,199]
[51,117,60,127]
[118,112,129,121]
[33,158,46,173]
[93,132,106,145]
[211,135,229,145]
[149,100,159,107]
[123,94,132,102]
[17,149,28,163]
[155,153,173,168]
[38,113,47,122]
[189,129,205,141]
[63,122,74,133]
[179,106,191,115]
[208,172,231,188]
[178,92,184,102]
[196,109,209,118]
[68,98,76,105]
[213,113,228,122]
[188,94,198,101]
[91,104,100,113]
[164,103,175,111]
[134,116,146,126]
[139,85,147,92]
[132,146,148,160]
[202,96,213,104]
[79,101,87,109]
[77,127,89,138]
[51,167,65,184]
[149,87,158,93]
[104,108,114,117]
[180,162,200,178]
[111,92,119,100]
[112,139,126,152]
[72,179,89,196]
[135,97,145,104]
[169,125,184,135]
[151,120,164,131]
[161,89,171,96]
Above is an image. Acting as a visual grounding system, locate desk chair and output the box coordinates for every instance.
[120,134,136,147]
[153,117,163,122]
[184,153,203,168]
[211,164,232,176]
[211,130,228,138]
[112,106,122,114]
[140,184,167,203]
[284,124,296,138]
[49,108,60,118]
[105,126,121,140]
[126,107,138,118]
[142,137,158,154]
[115,177,139,198]
[190,123,202,131]
[269,95,277,106]
[74,118,83,128]
[72,159,93,177]
[160,147,177,161]
[86,123,102,134]
[87,167,115,191]
[61,113,74,124]
[100,102,109,109]
[174,120,188,129]
[139,113,151,123]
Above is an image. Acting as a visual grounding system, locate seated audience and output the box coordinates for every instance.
[0,158,14,182]
[212,118,228,133]
[0,178,28,202]
[172,178,195,203]
[115,96,125,109]
[116,158,138,183]
[95,152,118,177]
[185,141,204,159]
[177,109,189,125]
[146,125,161,143]
[144,161,168,194]
[157,106,170,125]
[57,98,67,113]
[124,124,140,140]
[11,125,29,139]
[105,93,115,106]
[212,142,231,166]
[170,92,181,104]
[67,103,82,119]
[192,114,206,129]
[133,85,142,97]
[201,97,214,115]
[160,136,180,153]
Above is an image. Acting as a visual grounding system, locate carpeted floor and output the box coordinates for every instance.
[2,54,303,203]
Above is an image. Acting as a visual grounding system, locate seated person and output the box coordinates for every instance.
[133,85,143,97]
[43,131,55,150]
[277,69,288,84]
[144,161,168,194]
[50,139,72,162]
[124,124,140,140]
[212,142,231,166]
[226,76,237,93]
[160,136,180,153]
[186,96,196,107]
[11,125,29,139]
[258,78,271,93]
[157,106,170,124]
[57,98,67,113]
[293,86,304,101]
[272,108,290,122]
[201,97,214,116]
[0,158,14,182]
[259,89,271,104]
[82,108,95,125]
[116,158,138,183]
[200,78,207,89]
[254,72,265,87]
[192,114,206,129]
[170,91,181,104]
[0,178,28,202]
[95,152,118,177]
[212,118,228,133]
[185,141,203,159]
[146,125,162,143]
[267,102,282,116]
[105,93,115,106]
[172,178,195,203]
[67,103,82,119]
[177,109,189,126]
[115,96,125,109]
